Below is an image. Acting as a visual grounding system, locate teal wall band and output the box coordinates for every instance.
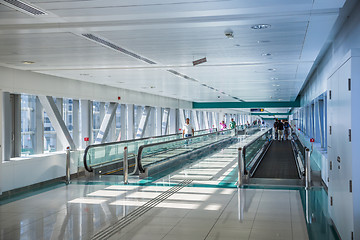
[192,100,300,109]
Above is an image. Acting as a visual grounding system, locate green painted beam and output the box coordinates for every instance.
[262,117,288,120]
[251,112,291,116]
[192,100,300,109]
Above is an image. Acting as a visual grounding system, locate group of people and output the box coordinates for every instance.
[219,118,237,131]
[182,117,237,138]
[273,119,290,141]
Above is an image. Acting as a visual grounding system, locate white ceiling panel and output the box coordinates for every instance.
[0,0,348,110]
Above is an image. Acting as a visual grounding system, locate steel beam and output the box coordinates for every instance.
[162,108,170,135]
[38,96,76,150]
[94,102,118,144]
[135,106,151,139]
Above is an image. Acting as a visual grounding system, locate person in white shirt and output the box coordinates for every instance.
[182,118,194,138]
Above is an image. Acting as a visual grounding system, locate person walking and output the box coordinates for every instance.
[182,118,194,138]
[229,118,236,129]
[273,119,279,140]
[220,120,227,131]
[284,120,290,140]
[278,120,284,141]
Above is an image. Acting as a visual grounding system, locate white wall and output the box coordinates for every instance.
[1,150,83,192]
[0,66,192,109]
[300,1,360,107]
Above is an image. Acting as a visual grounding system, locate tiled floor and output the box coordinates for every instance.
[0,135,310,240]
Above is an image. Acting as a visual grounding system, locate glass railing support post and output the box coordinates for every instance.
[305,148,311,189]
[124,146,129,184]
[237,147,244,187]
[65,147,71,185]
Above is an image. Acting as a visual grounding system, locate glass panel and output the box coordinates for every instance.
[115,104,121,141]
[139,129,236,168]
[21,94,37,156]
[44,110,57,153]
[243,129,272,170]
[84,129,233,170]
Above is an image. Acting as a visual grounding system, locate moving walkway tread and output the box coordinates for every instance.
[252,140,299,179]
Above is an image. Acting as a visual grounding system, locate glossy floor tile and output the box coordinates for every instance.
[0,137,321,240]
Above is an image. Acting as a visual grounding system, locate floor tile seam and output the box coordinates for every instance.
[248,189,264,240]
[289,190,294,240]
[91,180,192,240]
[203,190,237,240]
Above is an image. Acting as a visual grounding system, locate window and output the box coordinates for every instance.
[115,104,121,140]
[20,94,37,156]
[44,111,56,153]
[63,98,74,135]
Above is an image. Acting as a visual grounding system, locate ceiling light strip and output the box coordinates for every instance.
[82,33,156,65]
[2,0,47,15]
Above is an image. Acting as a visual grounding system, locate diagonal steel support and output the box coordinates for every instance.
[179,109,186,127]
[135,106,151,139]
[38,96,76,150]
[192,110,200,131]
[161,108,170,135]
[95,102,119,144]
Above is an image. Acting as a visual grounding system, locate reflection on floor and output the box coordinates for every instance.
[0,139,336,240]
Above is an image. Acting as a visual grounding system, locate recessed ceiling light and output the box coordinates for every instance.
[262,53,271,56]
[271,77,278,80]
[268,68,276,71]
[22,61,35,64]
[251,24,271,30]
[272,84,280,87]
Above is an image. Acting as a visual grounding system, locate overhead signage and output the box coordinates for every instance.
[193,57,207,66]
[250,108,264,112]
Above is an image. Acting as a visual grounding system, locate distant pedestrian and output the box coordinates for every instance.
[182,118,194,138]
[229,118,236,129]
[278,120,284,141]
[273,119,279,140]
[220,120,227,131]
[284,120,290,140]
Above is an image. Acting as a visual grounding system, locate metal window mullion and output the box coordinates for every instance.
[80,100,92,148]
[55,98,63,151]
[155,107,162,136]
[126,104,134,140]
[119,104,126,140]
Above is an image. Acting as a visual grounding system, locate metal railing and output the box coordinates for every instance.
[237,128,272,186]
[83,128,212,172]
[137,129,236,173]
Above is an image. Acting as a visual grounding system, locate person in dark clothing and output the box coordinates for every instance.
[284,120,290,140]
[273,119,279,140]
[278,120,284,141]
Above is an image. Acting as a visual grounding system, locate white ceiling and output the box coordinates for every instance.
[0,0,346,106]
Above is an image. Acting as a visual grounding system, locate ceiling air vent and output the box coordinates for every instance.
[82,34,156,65]
[2,0,47,15]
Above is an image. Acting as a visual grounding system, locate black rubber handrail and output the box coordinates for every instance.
[83,128,213,172]
[137,129,235,173]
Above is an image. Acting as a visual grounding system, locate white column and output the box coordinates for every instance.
[155,107,162,136]
[169,108,177,134]
[73,100,80,148]
[34,97,44,154]
[120,104,126,140]
[192,110,200,131]
[203,111,210,129]
[126,104,134,140]
[2,92,11,160]
[80,100,92,149]
[55,98,63,151]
